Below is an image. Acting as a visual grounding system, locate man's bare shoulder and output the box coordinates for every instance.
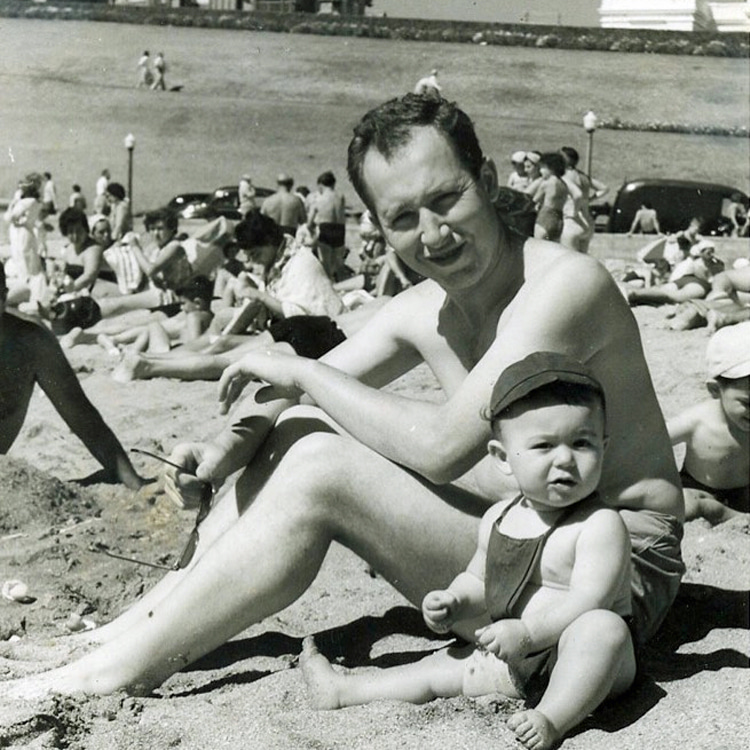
[523,240,611,286]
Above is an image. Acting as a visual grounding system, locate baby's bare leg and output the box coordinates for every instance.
[509,610,635,750]
[300,637,468,709]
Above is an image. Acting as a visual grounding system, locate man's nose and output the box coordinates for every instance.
[419,210,451,250]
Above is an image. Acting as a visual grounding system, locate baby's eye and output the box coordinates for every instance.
[531,442,552,451]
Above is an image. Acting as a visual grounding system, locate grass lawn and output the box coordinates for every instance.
[0,17,748,216]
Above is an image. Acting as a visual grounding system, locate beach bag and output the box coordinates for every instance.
[48,295,102,335]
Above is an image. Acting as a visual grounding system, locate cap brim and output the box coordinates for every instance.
[715,360,750,379]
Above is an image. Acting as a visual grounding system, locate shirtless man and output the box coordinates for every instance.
[0,264,144,490]
[5,94,683,700]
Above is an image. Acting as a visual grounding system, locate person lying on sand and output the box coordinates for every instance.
[668,322,750,524]
[302,353,636,750]
[3,94,682,706]
[0,263,144,490]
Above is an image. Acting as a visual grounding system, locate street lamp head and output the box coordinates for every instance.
[583,111,598,133]
[124,133,136,150]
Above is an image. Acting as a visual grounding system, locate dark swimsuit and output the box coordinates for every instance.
[680,466,750,510]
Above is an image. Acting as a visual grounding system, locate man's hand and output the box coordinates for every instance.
[163,442,227,510]
[422,589,461,634]
[218,349,305,414]
[475,620,532,663]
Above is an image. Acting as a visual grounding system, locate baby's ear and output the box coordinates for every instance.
[706,379,721,399]
[487,438,513,476]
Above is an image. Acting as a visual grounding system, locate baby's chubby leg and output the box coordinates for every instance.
[300,637,471,709]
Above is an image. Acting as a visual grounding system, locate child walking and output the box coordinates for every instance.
[301,352,636,750]
[668,322,749,524]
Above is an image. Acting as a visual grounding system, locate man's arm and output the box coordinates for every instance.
[31,326,143,489]
[219,254,618,484]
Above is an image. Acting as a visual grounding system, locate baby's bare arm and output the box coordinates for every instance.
[521,509,630,652]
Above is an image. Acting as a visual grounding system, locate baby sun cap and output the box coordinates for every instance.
[511,151,527,164]
[706,322,750,380]
[489,351,605,419]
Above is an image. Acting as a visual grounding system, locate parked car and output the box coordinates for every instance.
[205,185,275,220]
[596,178,748,235]
[165,192,212,220]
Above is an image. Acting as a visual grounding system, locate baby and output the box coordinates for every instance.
[301,352,636,750]
[669,322,750,524]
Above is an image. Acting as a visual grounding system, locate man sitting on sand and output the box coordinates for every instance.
[302,353,635,750]
[0,263,144,490]
[5,94,683,704]
[668,322,749,524]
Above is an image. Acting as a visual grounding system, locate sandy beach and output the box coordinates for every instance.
[0,284,748,749]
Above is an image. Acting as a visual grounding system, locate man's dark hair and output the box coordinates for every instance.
[347,93,484,213]
[560,146,579,167]
[539,152,567,178]
[234,210,283,250]
[317,171,336,188]
[176,275,214,307]
[144,207,179,233]
[106,182,126,201]
[59,207,89,237]
[0,260,6,292]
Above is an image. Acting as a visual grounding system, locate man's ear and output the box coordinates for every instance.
[706,379,721,399]
[487,438,513,476]
[479,158,500,202]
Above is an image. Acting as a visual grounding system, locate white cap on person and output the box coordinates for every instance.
[511,151,527,164]
[706,321,750,380]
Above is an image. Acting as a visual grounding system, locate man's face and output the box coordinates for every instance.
[362,127,500,292]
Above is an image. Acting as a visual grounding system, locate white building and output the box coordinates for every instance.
[599,0,750,32]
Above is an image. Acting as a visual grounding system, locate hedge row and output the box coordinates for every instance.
[1,1,748,58]
[599,119,749,138]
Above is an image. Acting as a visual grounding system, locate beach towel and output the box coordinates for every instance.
[104,238,144,294]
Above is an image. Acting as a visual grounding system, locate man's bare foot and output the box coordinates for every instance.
[508,709,561,750]
[112,352,148,383]
[299,636,343,710]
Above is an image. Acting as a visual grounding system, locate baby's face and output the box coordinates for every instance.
[718,376,750,432]
[495,401,606,510]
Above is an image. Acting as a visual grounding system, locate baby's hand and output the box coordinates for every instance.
[475,620,532,663]
[422,590,460,634]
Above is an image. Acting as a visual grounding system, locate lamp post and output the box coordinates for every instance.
[124,133,135,213]
[582,111,597,179]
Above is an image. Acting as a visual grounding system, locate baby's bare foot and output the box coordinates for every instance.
[299,636,343,710]
[508,709,561,750]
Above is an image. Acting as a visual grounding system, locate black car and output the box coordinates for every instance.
[165,192,212,220]
[205,185,276,220]
[597,178,748,235]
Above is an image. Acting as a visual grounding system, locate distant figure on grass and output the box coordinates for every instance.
[93,169,111,215]
[260,173,307,236]
[68,184,87,213]
[302,353,635,750]
[507,151,530,192]
[0,263,145,490]
[668,322,749,525]
[306,170,347,278]
[41,172,57,218]
[531,152,577,243]
[627,202,661,237]
[414,69,441,96]
[136,51,152,88]
[151,52,167,91]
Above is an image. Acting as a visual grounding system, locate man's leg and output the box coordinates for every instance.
[7,430,482,697]
[508,610,636,750]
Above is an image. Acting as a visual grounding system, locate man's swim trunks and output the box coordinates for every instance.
[619,508,685,645]
[680,466,750,509]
